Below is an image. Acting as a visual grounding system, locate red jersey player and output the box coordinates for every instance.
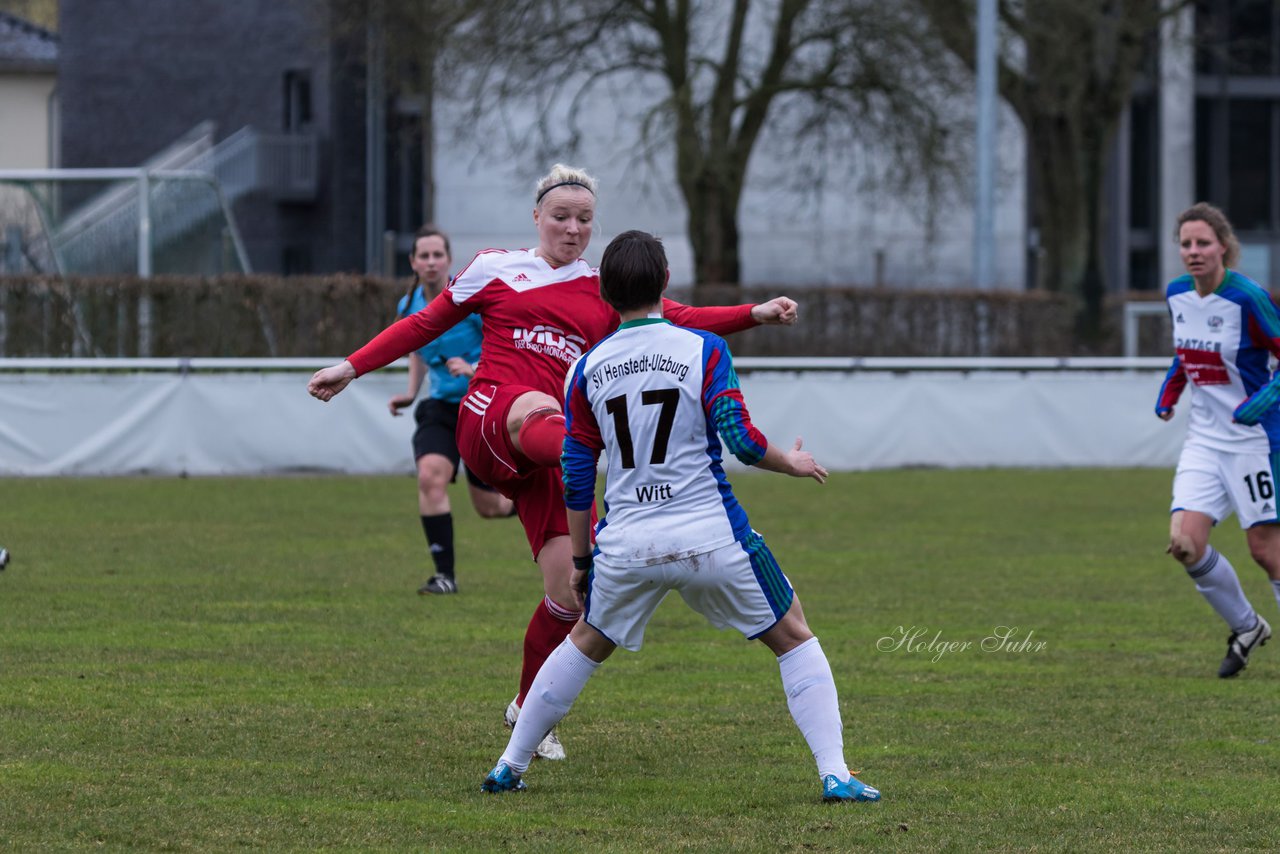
[309,164,799,759]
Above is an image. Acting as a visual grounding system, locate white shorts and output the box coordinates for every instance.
[1172,443,1280,529]
[583,533,794,652]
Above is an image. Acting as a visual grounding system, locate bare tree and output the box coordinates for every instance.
[918,0,1187,339]
[458,0,964,294]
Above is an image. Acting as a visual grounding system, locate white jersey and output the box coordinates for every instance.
[1156,272,1280,454]
[562,318,769,567]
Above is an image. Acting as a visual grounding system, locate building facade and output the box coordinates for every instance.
[57,0,367,274]
[45,0,1280,291]
[0,11,57,169]
[1111,0,1280,292]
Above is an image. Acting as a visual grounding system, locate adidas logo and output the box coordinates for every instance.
[512,273,531,283]
[1176,313,1185,323]
[1264,503,1274,513]
[825,777,838,792]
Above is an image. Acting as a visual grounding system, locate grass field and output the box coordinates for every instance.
[3,469,1278,851]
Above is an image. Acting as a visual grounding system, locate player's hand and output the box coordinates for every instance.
[388,393,415,415]
[784,437,827,484]
[308,361,357,402]
[571,571,588,608]
[1156,407,1174,421]
[445,357,475,378]
[751,296,798,326]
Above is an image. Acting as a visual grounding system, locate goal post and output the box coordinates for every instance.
[0,168,251,277]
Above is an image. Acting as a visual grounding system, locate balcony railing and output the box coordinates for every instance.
[202,128,319,203]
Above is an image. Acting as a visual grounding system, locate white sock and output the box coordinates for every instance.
[777,637,848,781]
[499,638,599,773]
[1186,546,1258,634]
[1271,579,1280,612]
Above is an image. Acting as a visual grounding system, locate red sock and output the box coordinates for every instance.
[517,597,580,706]
[517,408,566,468]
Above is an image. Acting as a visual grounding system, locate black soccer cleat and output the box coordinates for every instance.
[417,574,457,595]
[1219,616,1271,678]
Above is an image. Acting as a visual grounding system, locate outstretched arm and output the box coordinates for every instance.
[662,295,800,335]
[662,298,755,335]
[707,380,827,483]
[749,296,798,325]
[349,293,470,377]
[309,360,357,401]
[697,333,824,482]
[307,293,469,403]
[753,436,828,484]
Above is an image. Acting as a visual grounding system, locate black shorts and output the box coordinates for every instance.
[412,398,491,490]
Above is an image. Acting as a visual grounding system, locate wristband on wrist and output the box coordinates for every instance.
[572,554,594,572]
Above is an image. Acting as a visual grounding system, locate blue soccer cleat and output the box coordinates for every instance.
[481,762,527,794]
[822,772,881,803]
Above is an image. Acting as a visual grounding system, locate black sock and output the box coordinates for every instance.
[421,513,455,578]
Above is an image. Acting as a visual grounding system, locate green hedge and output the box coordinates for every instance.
[0,274,1160,358]
[678,285,1079,357]
[0,275,403,358]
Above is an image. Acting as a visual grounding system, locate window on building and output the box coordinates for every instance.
[1169,1,1280,288]
[1227,98,1273,229]
[1196,0,1227,74]
[1227,0,1274,75]
[1130,97,1158,232]
[1196,0,1276,74]
[1195,95,1280,233]
[1130,248,1158,294]
[284,70,313,132]
[1195,96,1217,204]
[1125,94,1162,290]
[384,101,426,257]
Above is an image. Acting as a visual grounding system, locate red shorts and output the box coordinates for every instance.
[457,382,568,559]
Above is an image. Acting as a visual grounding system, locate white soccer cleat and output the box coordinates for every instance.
[503,695,566,761]
[535,728,565,761]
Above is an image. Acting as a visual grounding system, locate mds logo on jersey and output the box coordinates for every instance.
[511,325,587,363]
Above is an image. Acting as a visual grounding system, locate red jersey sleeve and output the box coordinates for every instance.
[662,298,756,336]
[347,291,472,377]
[1155,356,1186,414]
